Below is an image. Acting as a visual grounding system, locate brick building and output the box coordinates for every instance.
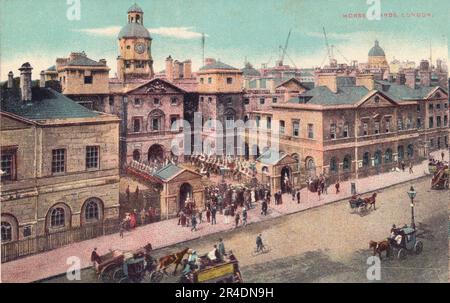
[1,63,120,242]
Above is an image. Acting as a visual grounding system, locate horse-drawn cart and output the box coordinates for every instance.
[349,193,377,213]
[96,244,161,283]
[430,163,449,190]
[179,254,243,283]
[388,226,423,260]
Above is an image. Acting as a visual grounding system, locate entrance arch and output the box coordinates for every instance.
[280,166,292,193]
[179,183,193,210]
[148,144,165,163]
[305,157,316,177]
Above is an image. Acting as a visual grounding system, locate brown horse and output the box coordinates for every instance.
[158,247,189,275]
[363,193,377,210]
[369,239,390,260]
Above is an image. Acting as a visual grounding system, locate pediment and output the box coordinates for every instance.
[127,78,186,95]
[357,92,397,108]
[169,169,203,183]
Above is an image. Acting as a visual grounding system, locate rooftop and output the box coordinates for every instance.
[118,22,151,39]
[152,163,183,181]
[199,61,239,72]
[257,149,286,165]
[290,86,370,106]
[368,40,386,57]
[374,80,437,101]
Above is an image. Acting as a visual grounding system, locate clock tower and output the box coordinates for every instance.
[117,3,154,81]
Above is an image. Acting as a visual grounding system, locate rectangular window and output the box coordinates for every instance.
[256,116,261,128]
[437,116,442,127]
[397,118,403,131]
[86,146,99,169]
[226,98,233,106]
[84,76,93,84]
[226,77,233,84]
[429,117,434,128]
[152,118,159,131]
[293,121,300,137]
[363,122,368,136]
[429,103,434,110]
[444,115,448,127]
[330,124,336,139]
[406,116,412,129]
[171,97,178,105]
[208,77,212,84]
[445,103,448,109]
[52,149,66,174]
[1,149,16,181]
[109,96,114,106]
[267,117,272,129]
[374,121,380,134]
[170,116,179,128]
[416,104,421,112]
[430,138,434,147]
[343,124,349,137]
[272,97,278,103]
[385,120,390,133]
[200,78,204,84]
[417,118,422,129]
[133,118,141,132]
[436,103,441,110]
[280,120,285,134]
[153,98,160,105]
[200,96,204,103]
[307,124,314,139]
[259,98,265,105]
[134,98,142,106]
[208,97,212,103]
[244,98,250,105]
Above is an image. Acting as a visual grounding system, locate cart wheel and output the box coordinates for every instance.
[414,241,423,254]
[98,263,118,283]
[150,270,164,283]
[397,248,407,260]
[112,268,126,282]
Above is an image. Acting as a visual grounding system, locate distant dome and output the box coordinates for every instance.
[241,62,261,77]
[128,3,143,13]
[118,23,151,39]
[368,40,385,57]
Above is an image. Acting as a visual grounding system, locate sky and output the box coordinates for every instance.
[0,0,449,80]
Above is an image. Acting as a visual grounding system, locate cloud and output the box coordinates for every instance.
[73,26,207,40]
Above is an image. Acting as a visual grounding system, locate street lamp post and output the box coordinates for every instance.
[407,186,417,229]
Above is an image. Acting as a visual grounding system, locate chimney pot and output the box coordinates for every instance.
[19,62,33,102]
[7,71,14,88]
[40,70,46,88]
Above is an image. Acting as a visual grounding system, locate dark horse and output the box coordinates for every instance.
[158,247,189,275]
[369,240,390,260]
[363,193,377,210]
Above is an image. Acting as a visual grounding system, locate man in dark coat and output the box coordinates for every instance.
[211,206,217,225]
[261,200,268,216]
[296,189,301,204]
[91,248,102,269]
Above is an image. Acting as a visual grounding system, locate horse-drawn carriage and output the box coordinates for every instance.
[349,193,377,213]
[430,162,449,190]
[96,244,162,283]
[370,226,423,260]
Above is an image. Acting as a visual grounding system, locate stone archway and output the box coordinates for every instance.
[1,213,19,243]
[305,157,316,177]
[179,183,193,211]
[148,144,165,163]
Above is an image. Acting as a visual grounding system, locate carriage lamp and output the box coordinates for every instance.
[407,186,417,229]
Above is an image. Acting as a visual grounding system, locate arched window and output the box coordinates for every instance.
[330,157,338,173]
[149,109,165,131]
[1,222,12,242]
[384,148,393,163]
[363,152,370,167]
[51,208,65,228]
[374,151,382,166]
[407,144,414,158]
[397,145,404,160]
[85,200,99,221]
[306,158,315,170]
[133,150,141,161]
[262,166,269,174]
[343,155,351,171]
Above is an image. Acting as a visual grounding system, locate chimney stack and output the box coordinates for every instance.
[396,73,406,85]
[404,68,417,89]
[165,56,174,82]
[356,73,375,90]
[173,60,182,79]
[183,60,192,79]
[40,70,46,88]
[316,72,338,93]
[19,62,33,102]
[7,71,14,88]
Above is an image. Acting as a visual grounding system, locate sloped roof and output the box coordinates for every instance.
[47,65,56,71]
[153,163,183,181]
[374,80,436,101]
[199,61,238,71]
[257,149,286,165]
[241,63,261,76]
[1,81,98,120]
[290,86,370,105]
[67,56,105,67]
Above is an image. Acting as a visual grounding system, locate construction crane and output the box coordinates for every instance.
[322,27,333,65]
[277,29,292,66]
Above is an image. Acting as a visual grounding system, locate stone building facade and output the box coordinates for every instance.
[1,63,120,242]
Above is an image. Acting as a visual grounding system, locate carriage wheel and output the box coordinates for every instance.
[397,248,407,260]
[150,270,164,283]
[414,241,423,255]
[112,268,126,283]
[98,263,119,283]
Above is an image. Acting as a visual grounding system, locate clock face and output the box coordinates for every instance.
[135,43,146,54]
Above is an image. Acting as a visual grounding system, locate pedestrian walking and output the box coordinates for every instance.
[409,162,414,174]
[211,206,217,225]
[140,208,146,225]
[191,215,197,232]
[91,248,102,269]
[401,160,406,172]
[234,212,240,228]
[296,189,301,204]
[206,208,211,223]
[291,189,296,202]
[441,151,445,161]
[335,182,340,194]
[119,221,124,238]
[198,210,203,224]
[242,208,248,226]
[317,189,321,200]
[261,199,268,216]
[218,238,226,259]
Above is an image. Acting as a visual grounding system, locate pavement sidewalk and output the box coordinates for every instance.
[1,150,447,283]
